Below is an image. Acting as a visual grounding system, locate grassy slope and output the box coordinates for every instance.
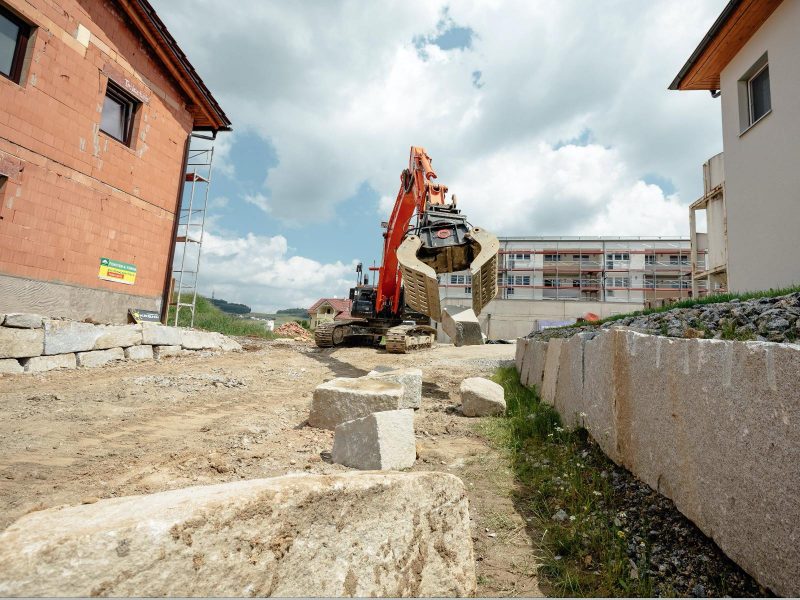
[167,295,276,338]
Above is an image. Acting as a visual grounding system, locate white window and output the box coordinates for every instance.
[510,275,530,286]
[572,254,590,261]
[464,287,471,294]
[606,277,629,288]
[645,255,656,265]
[544,254,561,262]
[450,274,466,285]
[513,252,530,261]
[738,53,771,132]
[669,255,688,266]
[506,287,514,295]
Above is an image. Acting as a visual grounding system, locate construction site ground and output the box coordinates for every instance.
[0,339,541,598]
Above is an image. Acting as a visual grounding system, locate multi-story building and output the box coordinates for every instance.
[0,0,230,323]
[438,236,706,339]
[672,0,799,292]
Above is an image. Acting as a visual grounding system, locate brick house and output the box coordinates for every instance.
[0,0,230,323]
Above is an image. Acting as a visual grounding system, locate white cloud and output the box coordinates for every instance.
[198,231,357,312]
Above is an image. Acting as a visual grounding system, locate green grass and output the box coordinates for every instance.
[483,367,654,597]
[167,295,276,339]
[572,284,800,329]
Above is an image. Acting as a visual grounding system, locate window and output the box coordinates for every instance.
[606,252,630,261]
[645,255,656,265]
[449,274,471,285]
[509,275,530,286]
[513,252,530,261]
[606,277,629,288]
[748,65,771,125]
[464,287,471,294]
[101,80,139,145]
[572,254,590,261]
[668,255,689,266]
[0,5,31,84]
[544,254,561,262]
[506,287,514,295]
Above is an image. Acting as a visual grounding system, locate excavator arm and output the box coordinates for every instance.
[376,146,499,322]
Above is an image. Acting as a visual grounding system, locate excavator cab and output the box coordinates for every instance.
[397,204,499,322]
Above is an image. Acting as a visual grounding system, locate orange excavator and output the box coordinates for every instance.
[315,146,499,353]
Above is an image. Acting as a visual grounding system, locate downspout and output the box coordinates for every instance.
[160,131,192,324]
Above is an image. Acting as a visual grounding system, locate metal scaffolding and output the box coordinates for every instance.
[171,133,215,327]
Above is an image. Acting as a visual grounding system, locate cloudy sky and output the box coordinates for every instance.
[151,0,727,312]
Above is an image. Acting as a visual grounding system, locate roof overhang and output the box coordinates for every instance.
[669,0,783,91]
[116,0,232,132]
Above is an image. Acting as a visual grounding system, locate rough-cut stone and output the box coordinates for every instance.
[333,409,416,470]
[440,306,484,347]
[77,347,125,368]
[515,338,527,373]
[22,353,77,373]
[43,320,100,355]
[181,329,223,350]
[218,336,242,352]
[525,340,548,390]
[517,338,531,382]
[154,345,182,359]
[367,366,422,409]
[93,325,142,350]
[581,329,620,463]
[460,377,506,417]
[3,313,44,328]
[553,333,588,428]
[540,338,563,406]
[124,345,154,360]
[0,358,23,374]
[0,327,43,359]
[141,323,182,346]
[309,377,405,430]
[0,472,476,597]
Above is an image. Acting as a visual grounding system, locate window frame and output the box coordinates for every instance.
[100,79,140,146]
[0,5,31,84]
[747,63,771,126]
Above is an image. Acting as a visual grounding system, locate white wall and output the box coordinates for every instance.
[719,0,800,291]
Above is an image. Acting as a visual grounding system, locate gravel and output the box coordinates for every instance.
[527,292,800,343]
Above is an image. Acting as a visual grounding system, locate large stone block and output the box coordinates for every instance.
[581,329,620,463]
[460,377,506,417]
[77,347,125,368]
[332,409,416,470]
[3,313,43,329]
[218,336,242,352]
[553,333,589,428]
[0,358,23,374]
[124,345,154,360]
[22,353,77,373]
[440,306,483,347]
[539,338,563,406]
[93,325,142,350]
[181,329,223,350]
[309,377,405,430]
[367,366,422,409]
[0,472,476,597]
[43,320,100,355]
[141,323,182,346]
[514,338,527,373]
[0,327,43,359]
[517,338,530,384]
[525,340,549,390]
[154,345,182,359]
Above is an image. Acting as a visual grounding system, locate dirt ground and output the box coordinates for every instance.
[0,339,542,597]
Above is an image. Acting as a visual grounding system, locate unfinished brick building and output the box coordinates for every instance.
[0,0,230,323]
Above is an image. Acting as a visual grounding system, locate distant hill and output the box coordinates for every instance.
[210,298,251,315]
[276,307,310,318]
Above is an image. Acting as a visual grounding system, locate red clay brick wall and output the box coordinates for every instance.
[0,0,195,302]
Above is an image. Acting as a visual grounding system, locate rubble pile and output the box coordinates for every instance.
[274,321,312,339]
[528,291,800,343]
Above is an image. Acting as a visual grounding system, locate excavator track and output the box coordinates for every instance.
[314,321,346,348]
[385,324,437,354]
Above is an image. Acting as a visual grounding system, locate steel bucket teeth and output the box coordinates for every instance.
[466,228,500,316]
[397,235,442,322]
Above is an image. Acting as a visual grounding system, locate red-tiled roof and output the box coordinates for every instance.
[308,298,352,315]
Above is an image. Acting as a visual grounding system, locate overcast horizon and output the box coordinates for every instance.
[151,0,727,312]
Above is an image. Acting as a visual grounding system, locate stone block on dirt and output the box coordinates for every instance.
[43,320,100,355]
[0,358,23,374]
[141,323,182,346]
[3,313,44,329]
[0,472,476,597]
[0,327,43,359]
[218,336,242,352]
[77,347,125,368]
[440,306,484,347]
[367,366,422,409]
[153,345,182,359]
[540,338,563,406]
[181,329,223,350]
[22,353,77,373]
[94,325,142,350]
[524,340,548,390]
[124,345,153,361]
[309,377,405,430]
[333,409,416,470]
[460,377,506,417]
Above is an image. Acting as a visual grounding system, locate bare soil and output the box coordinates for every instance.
[0,340,541,597]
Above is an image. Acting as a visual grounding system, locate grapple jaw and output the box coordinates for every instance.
[397,206,499,322]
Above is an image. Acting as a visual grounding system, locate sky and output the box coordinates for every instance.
[151,0,728,313]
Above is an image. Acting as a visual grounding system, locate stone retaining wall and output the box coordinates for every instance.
[0,313,241,374]
[515,329,800,596]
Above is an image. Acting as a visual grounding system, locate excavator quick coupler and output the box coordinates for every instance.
[397,205,499,322]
